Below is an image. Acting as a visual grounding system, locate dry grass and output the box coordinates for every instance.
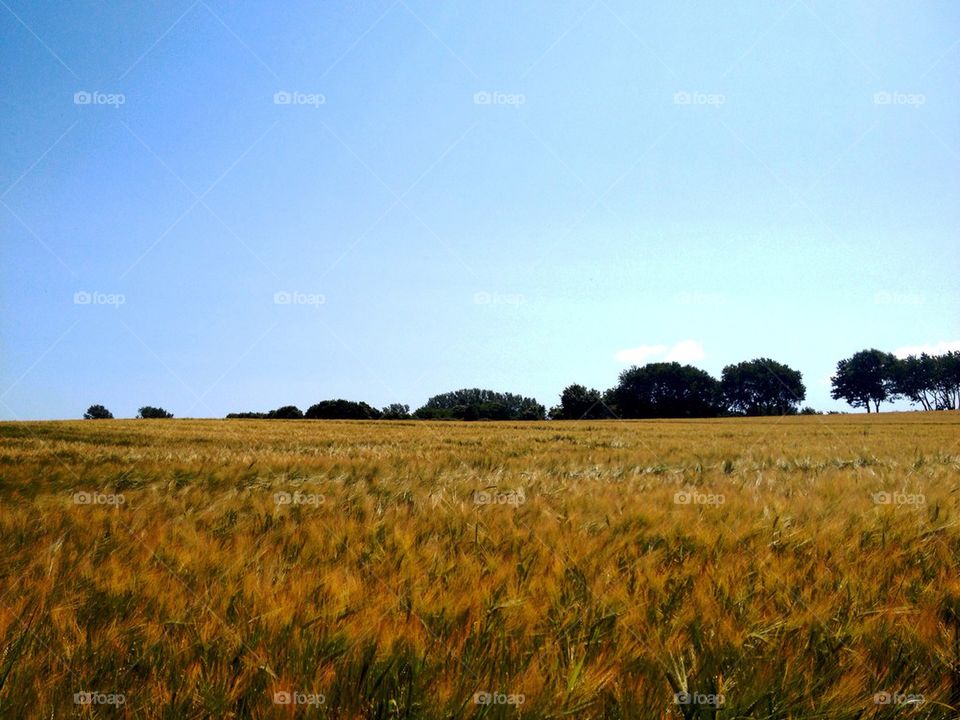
[1,413,959,718]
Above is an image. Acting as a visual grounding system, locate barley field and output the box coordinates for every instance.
[1,414,959,718]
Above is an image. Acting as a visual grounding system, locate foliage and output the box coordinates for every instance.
[304,399,382,420]
[612,362,722,418]
[267,405,303,419]
[830,349,899,413]
[551,384,612,420]
[894,351,960,411]
[416,388,545,420]
[137,406,173,419]
[721,358,806,416]
[381,403,411,419]
[83,404,113,419]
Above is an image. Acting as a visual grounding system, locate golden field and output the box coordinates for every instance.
[1,414,959,719]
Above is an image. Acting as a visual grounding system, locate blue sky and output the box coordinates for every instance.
[1,0,958,419]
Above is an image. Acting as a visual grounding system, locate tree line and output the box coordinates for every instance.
[830,348,960,412]
[82,348,960,422]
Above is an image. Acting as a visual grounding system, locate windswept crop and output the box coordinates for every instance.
[0,414,958,718]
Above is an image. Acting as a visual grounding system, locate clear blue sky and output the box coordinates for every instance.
[2,0,958,419]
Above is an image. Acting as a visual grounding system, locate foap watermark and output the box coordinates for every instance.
[674,90,725,107]
[473,291,525,306]
[274,290,325,308]
[273,690,325,706]
[674,691,724,707]
[273,90,325,108]
[473,90,525,107]
[74,290,125,308]
[274,491,324,507]
[474,691,525,706]
[873,291,923,306]
[674,490,725,506]
[474,489,525,507]
[874,691,924,706]
[74,90,125,107]
[73,491,125,506]
[872,491,925,507]
[74,691,126,706]
[873,91,925,107]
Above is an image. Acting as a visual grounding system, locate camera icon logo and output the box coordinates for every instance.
[74,91,92,105]
[273,91,291,105]
[273,690,292,704]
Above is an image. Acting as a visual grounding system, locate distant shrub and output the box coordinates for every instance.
[137,406,173,419]
[267,405,303,419]
[305,400,382,420]
[415,388,545,421]
[83,404,114,420]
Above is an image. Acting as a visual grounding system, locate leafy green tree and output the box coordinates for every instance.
[268,405,303,419]
[416,388,545,420]
[381,403,411,419]
[830,349,898,412]
[305,400,382,419]
[83,404,114,419]
[720,358,806,415]
[137,406,173,419]
[931,351,960,410]
[611,363,721,418]
[553,384,610,419]
[892,354,938,411]
[412,406,452,420]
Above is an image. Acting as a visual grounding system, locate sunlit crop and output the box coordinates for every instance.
[1,414,958,718]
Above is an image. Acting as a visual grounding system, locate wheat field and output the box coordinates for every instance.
[1,414,958,718]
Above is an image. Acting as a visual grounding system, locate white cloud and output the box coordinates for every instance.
[664,339,705,363]
[893,340,960,358]
[614,340,705,365]
[613,344,667,364]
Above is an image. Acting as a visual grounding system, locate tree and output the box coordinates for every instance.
[830,349,898,412]
[268,405,303,419]
[83,404,114,419]
[415,388,545,420]
[412,406,453,420]
[892,354,938,411]
[137,406,173,419]
[305,399,382,420]
[552,384,611,419]
[381,403,411,419]
[611,363,721,418]
[930,351,960,410]
[720,358,806,416]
